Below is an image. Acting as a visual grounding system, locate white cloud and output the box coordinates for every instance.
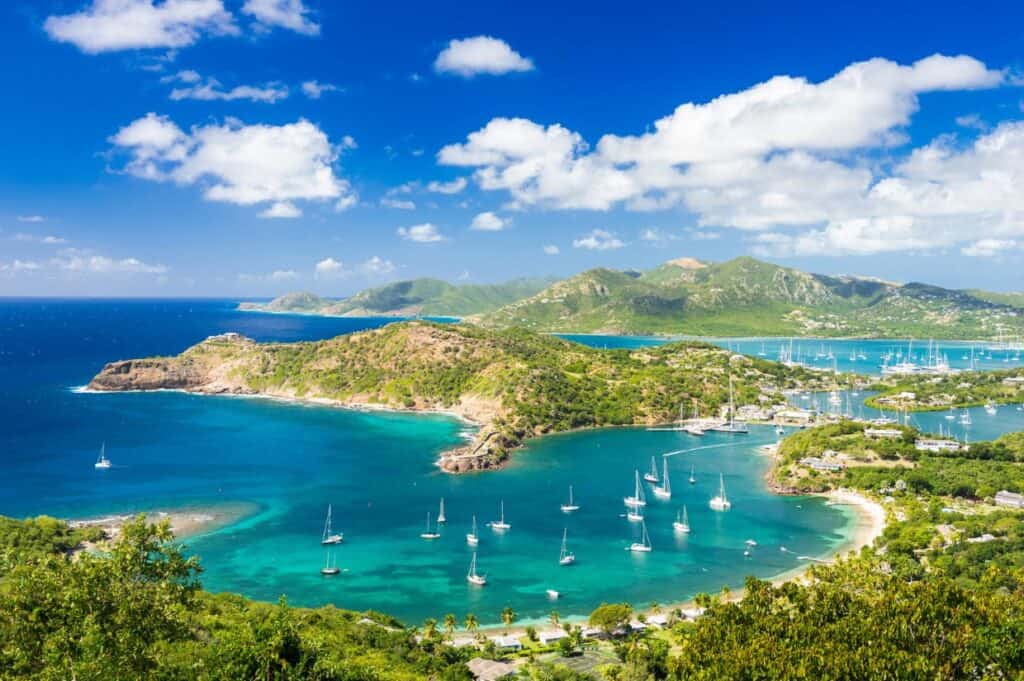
[0,260,42,276]
[51,250,168,274]
[470,211,506,231]
[242,0,319,35]
[314,256,396,279]
[573,229,625,251]
[110,113,355,214]
[11,233,69,245]
[440,54,1021,256]
[380,198,416,210]
[17,215,46,223]
[314,257,344,277]
[542,244,559,255]
[961,239,1018,257]
[426,177,468,194]
[259,201,302,218]
[688,229,720,241]
[359,256,395,275]
[301,80,339,98]
[44,0,237,54]
[334,193,358,211]
[398,223,444,243]
[165,71,289,102]
[239,269,299,283]
[434,36,534,77]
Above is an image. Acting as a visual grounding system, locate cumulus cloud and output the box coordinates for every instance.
[314,255,396,279]
[434,36,534,77]
[961,239,1019,257]
[164,70,289,102]
[542,244,559,255]
[573,229,625,251]
[44,0,237,54]
[0,260,42,276]
[13,233,68,245]
[51,249,168,274]
[397,223,444,243]
[470,211,506,231]
[426,177,468,194]
[242,0,319,35]
[438,54,1021,256]
[109,113,356,214]
[239,269,298,283]
[259,201,302,218]
[301,80,339,98]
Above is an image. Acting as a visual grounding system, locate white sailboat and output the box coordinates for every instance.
[94,442,112,469]
[689,464,696,485]
[709,376,749,433]
[626,508,644,522]
[643,456,660,484]
[673,506,690,534]
[466,515,479,546]
[628,520,652,553]
[558,528,575,565]
[320,550,340,575]
[489,500,510,531]
[709,473,731,511]
[466,552,487,585]
[420,512,441,539]
[653,458,671,499]
[560,485,580,513]
[321,504,343,544]
[623,469,647,508]
[437,497,446,524]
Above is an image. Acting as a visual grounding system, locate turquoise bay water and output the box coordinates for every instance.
[2,299,978,626]
[560,334,1022,377]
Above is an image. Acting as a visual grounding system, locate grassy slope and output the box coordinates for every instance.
[241,278,554,317]
[477,256,1024,338]
[89,322,829,468]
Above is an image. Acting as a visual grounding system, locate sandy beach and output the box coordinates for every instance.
[68,502,256,543]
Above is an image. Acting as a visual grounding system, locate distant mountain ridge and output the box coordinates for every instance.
[238,277,555,318]
[238,257,1024,339]
[474,256,1024,339]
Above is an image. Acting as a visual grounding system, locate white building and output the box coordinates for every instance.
[995,490,1024,508]
[537,629,566,644]
[490,635,522,651]
[800,457,844,472]
[865,428,903,439]
[914,438,963,453]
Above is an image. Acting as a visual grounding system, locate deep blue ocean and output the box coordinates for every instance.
[0,300,914,625]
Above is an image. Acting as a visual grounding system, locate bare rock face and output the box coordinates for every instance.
[88,359,203,392]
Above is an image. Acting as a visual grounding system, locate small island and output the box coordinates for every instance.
[88,321,830,472]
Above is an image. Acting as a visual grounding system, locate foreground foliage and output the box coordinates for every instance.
[0,516,472,681]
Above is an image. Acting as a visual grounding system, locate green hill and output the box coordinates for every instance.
[238,277,553,317]
[475,256,1024,339]
[87,321,827,471]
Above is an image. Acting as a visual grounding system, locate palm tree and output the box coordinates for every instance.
[549,610,560,629]
[649,601,662,615]
[464,613,479,633]
[501,606,517,634]
[422,618,439,641]
[443,613,457,638]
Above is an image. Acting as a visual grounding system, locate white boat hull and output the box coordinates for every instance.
[623,497,646,508]
[709,498,731,511]
[420,533,441,540]
[628,544,652,553]
[467,575,487,586]
[466,535,478,546]
[673,523,690,533]
[560,504,579,513]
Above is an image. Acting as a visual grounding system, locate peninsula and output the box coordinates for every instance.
[88,321,829,471]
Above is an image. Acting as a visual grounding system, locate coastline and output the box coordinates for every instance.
[68,502,258,544]
[475,487,887,634]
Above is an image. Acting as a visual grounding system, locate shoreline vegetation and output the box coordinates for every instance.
[85,321,833,473]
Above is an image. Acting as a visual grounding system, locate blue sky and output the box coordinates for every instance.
[2,0,1023,296]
